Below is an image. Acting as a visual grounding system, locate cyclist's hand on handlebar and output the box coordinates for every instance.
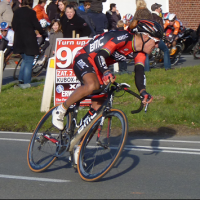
[140,90,153,106]
[102,70,116,85]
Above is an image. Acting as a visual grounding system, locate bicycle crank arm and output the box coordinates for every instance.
[43,134,59,144]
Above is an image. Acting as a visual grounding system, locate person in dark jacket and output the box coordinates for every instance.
[151,3,171,71]
[46,0,59,22]
[61,5,91,38]
[106,3,121,31]
[87,0,106,13]
[69,1,96,37]
[12,0,44,84]
[88,10,108,35]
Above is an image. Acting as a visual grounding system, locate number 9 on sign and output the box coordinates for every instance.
[56,47,83,68]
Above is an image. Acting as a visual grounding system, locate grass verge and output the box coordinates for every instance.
[0,66,200,135]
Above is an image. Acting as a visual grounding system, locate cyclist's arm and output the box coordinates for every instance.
[164,20,169,30]
[94,49,110,74]
[173,21,180,35]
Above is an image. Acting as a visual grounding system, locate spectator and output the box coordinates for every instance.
[106,3,121,31]
[88,0,106,13]
[46,0,59,22]
[44,19,63,58]
[12,0,45,84]
[87,9,108,35]
[130,0,153,30]
[0,0,14,27]
[116,20,124,31]
[61,5,91,38]
[12,0,22,13]
[33,0,50,23]
[84,1,91,13]
[151,3,171,71]
[69,1,96,37]
[57,0,68,21]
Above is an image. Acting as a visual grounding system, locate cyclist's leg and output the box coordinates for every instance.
[52,54,101,130]
[63,73,100,110]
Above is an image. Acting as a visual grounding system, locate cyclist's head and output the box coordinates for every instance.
[136,20,164,39]
[40,19,48,28]
[134,20,164,54]
[124,13,133,23]
[163,12,170,20]
[169,13,176,22]
[0,22,9,37]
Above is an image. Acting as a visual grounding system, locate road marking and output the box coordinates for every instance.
[0,131,33,135]
[0,138,30,142]
[142,139,200,144]
[125,145,200,152]
[0,174,70,183]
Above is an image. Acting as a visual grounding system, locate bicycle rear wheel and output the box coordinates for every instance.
[27,106,71,172]
[32,53,46,77]
[78,109,128,182]
[13,57,22,80]
[193,43,200,59]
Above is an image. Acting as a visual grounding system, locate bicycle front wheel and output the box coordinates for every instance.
[32,54,46,77]
[27,106,71,172]
[78,109,128,182]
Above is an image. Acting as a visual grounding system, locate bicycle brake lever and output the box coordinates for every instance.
[144,103,149,113]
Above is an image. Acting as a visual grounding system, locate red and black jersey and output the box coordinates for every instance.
[79,30,146,68]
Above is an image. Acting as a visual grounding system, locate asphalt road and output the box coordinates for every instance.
[0,131,200,199]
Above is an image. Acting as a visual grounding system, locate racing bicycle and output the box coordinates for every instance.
[27,81,145,182]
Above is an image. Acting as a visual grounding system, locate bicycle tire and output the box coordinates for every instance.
[32,53,46,77]
[13,57,22,80]
[170,45,182,66]
[77,109,128,182]
[27,106,71,173]
[193,43,200,59]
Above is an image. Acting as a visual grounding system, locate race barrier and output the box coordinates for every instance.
[0,50,4,93]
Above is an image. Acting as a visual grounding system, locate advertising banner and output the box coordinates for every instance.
[54,38,91,106]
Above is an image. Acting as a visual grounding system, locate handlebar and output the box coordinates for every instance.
[93,82,145,114]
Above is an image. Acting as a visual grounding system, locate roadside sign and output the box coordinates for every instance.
[54,38,91,106]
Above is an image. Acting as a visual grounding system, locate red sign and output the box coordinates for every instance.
[54,38,91,106]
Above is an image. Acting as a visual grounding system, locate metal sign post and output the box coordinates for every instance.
[0,50,4,93]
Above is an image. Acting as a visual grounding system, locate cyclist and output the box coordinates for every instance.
[123,13,134,30]
[0,22,14,58]
[164,13,184,55]
[52,20,164,131]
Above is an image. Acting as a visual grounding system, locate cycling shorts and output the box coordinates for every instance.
[72,53,104,85]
